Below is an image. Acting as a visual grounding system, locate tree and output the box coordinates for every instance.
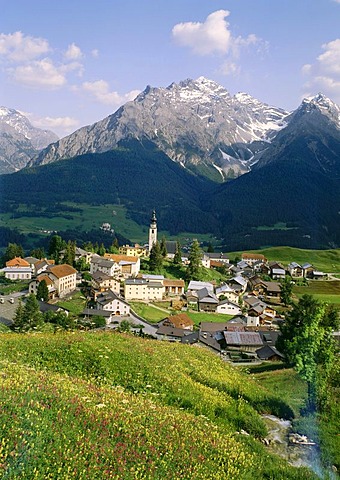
[117,319,131,333]
[186,240,202,280]
[12,294,44,332]
[49,235,65,264]
[64,240,76,266]
[36,279,49,302]
[160,236,167,258]
[98,243,106,256]
[30,247,45,259]
[280,276,293,306]
[108,238,120,253]
[4,243,24,262]
[278,294,339,411]
[12,299,25,332]
[207,242,214,253]
[149,241,163,273]
[173,241,182,265]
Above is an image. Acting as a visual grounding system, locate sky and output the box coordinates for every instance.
[1,0,339,137]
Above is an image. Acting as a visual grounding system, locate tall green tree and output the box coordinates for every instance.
[160,236,167,258]
[64,240,76,266]
[173,241,182,265]
[149,241,163,273]
[30,247,45,259]
[280,276,293,306]
[48,235,65,264]
[12,294,44,332]
[36,280,49,302]
[4,243,24,262]
[186,240,202,280]
[12,299,25,332]
[278,294,339,411]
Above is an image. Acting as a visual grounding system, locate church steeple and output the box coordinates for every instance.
[148,210,157,251]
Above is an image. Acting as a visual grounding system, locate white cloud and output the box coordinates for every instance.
[11,58,66,89]
[172,10,233,56]
[91,49,99,58]
[32,115,79,131]
[64,43,83,61]
[0,31,50,62]
[81,80,140,106]
[172,9,261,59]
[302,38,340,103]
[219,61,240,76]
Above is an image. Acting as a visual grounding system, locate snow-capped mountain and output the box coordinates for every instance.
[0,107,58,173]
[29,77,288,180]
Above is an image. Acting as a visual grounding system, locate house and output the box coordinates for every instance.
[263,261,286,279]
[163,279,185,297]
[96,289,130,317]
[160,313,194,331]
[216,299,242,316]
[34,258,55,276]
[3,257,32,280]
[288,262,303,278]
[29,264,77,298]
[124,278,164,301]
[90,256,120,277]
[197,288,219,312]
[200,322,230,333]
[119,244,148,257]
[187,280,214,294]
[301,263,314,278]
[29,274,56,299]
[38,300,69,316]
[228,275,248,293]
[256,345,284,361]
[216,284,240,304]
[224,331,263,353]
[91,271,121,299]
[104,253,140,277]
[241,253,267,266]
[60,247,92,265]
[155,325,195,342]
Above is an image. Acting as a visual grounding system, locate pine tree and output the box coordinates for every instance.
[160,236,167,258]
[186,240,202,280]
[23,294,44,332]
[64,240,76,266]
[36,279,49,302]
[98,243,106,256]
[12,299,25,332]
[48,235,65,264]
[173,241,182,265]
[149,241,163,273]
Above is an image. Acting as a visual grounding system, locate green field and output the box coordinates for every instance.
[56,290,87,315]
[130,302,170,323]
[187,311,234,325]
[293,281,340,307]
[0,332,318,479]
[228,246,340,273]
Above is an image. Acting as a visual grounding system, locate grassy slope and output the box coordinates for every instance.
[228,246,340,273]
[293,280,340,305]
[0,332,316,479]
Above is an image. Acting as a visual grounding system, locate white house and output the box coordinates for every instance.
[216,299,242,316]
[96,290,130,317]
[3,257,32,280]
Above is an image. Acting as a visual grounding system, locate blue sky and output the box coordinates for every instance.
[1,0,339,136]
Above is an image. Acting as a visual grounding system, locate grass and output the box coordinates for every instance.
[245,364,307,418]
[227,246,340,273]
[56,290,87,315]
[293,280,340,306]
[186,311,234,326]
[130,302,170,323]
[0,332,318,479]
[0,279,30,295]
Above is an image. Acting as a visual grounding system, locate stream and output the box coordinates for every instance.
[261,414,325,475]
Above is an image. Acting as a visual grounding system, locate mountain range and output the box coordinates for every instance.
[0,107,58,174]
[0,77,339,250]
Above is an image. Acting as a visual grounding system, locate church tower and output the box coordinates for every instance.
[148,210,157,251]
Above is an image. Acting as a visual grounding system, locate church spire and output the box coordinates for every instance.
[148,209,157,252]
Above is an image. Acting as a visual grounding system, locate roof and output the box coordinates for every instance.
[24,256,40,264]
[91,271,112,282]
[6,257,30,267]
[156,325,190,337]
[142,274,164,280]
[163,279,185,287]
[200,322,229,332]
[272,268,285,275]
[187,280,214,292]
[242,253,266,261]
[229,275,247,287]
[224,331,263,346]
[216,284,234,295]
[38,301,68,313]
[163,313,194,329]
[165,241,177,255]
[197,288,218,303]
[262,281,281,293]
[36,274,54,286]
[256,345,284,360]
[91,258,116,268]
[96,290,129,307]
[288,262,301,268]
[104,253,139,264]
[48,264,77,278]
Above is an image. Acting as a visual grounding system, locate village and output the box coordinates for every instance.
[0,210,336,362]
